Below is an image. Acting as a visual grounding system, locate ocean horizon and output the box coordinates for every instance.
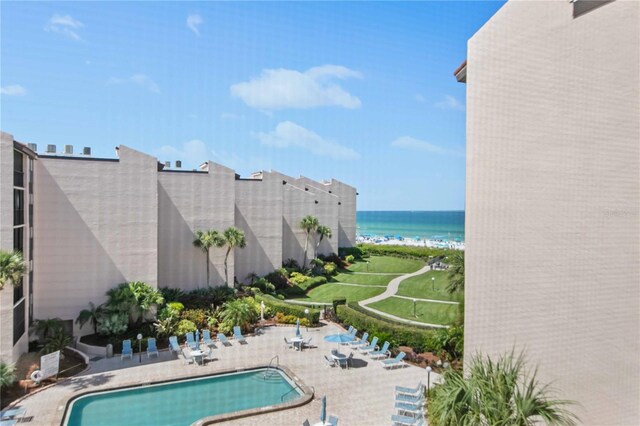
[357,210,465,242]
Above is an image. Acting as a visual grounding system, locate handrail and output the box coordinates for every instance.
[263,355,279,379]
[281,382,305,401]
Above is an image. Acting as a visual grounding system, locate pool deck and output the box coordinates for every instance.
[9,322,441,425]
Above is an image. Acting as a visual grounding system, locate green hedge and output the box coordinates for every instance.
[281,276,328,296]
[356,244,458,261]
[255,294,321,324]
[335,303,439,353]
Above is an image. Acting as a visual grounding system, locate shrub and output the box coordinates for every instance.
[426,325,464,361]
[96,311,128,336]
[356,244,457,261]
[218,297,260,333]
[282,276,327,296]
[282,258,300,270]
[274,312,310,326]
[255,294,321,324]
[154,316,178,338]
[323,262,337,276]
[181,309,209,329]
[253,277,276,294]
[0,362,17,389]
[158,302,184,320]
[289,272,308,285]
[264,269,289,290]
[332,298,347,313]
[318,253,346,269]
[176,319,197,335]
[339,246,364,260]
[42,330,72,356]
[335,303,442,354]
[344,254,355,264]
[159,287,184,303]
[179,286,235,310]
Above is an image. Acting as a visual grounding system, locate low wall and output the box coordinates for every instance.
[75,338,109,357]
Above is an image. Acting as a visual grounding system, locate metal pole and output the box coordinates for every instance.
[413,299,416,317]
[432,277,435,292]
[137,333,142,363]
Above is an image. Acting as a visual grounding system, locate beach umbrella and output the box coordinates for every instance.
[320,395,327,423]
[324,333,354,351]
[295,318,301,337]
[195,329,200,346]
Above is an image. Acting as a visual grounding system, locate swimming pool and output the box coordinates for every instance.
[63,367,307,426]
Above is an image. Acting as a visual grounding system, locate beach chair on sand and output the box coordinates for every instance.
[217,333,232,346]
[233,326,247,344]
[121,340,133,360]
[381,352,407,370]
[147,338,159,358]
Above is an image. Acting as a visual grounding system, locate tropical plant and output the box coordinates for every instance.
[181,309,209,329]
[344,254,355,264]
[289,272,308,285]
[282,258,300,270]
[32,318,65,341]
[314,225,332,258]
[428,351,577,426]
[105,283,136,312]
[193,229,226,287]
[446,251,464,294]
[323,262,338,276]
[42,329,72,357]
[0,362,17,389]
[159,287,184,303]
[218,298,259,333]
[0,249,26,291]
[299,215,319,269]
[245,272,259,286]
[153,316,179,338]
[176,319,197,335]
[426,325,464,361]
[75,302,104,334]
[253,277,275,294]
[221,227,247,287]
[128,281,164,323]
[96,311,128,336]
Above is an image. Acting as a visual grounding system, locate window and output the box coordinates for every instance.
[573,0,614,18]
[13,277,23,304]
[13,227,23,252]
[13,150,24,187]
[14,189,24,226]
[13,299,25,345]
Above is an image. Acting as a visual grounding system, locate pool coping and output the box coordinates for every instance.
[59,364,314,426]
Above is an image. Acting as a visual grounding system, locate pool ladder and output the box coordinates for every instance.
[263,355,279,380]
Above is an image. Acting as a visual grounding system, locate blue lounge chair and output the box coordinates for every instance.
[202,330,215,347]
[349,332,368,348]
[147,337,159,358]
[381,352,407,369]
[217,333,232,346]
[0,420,17,426]
[358,336,378,354]
[395,382,424,397]
[326,415,339,426]
[121,339,133,360]
[391,414,425,426]
[0,408,25,420]
[168,336,180,355]
[346,325,354,334]
[396,392,424,405]
[369,341,391,359]
[395,401,425,417]
[233,326,247,344]
[185,332,198,349]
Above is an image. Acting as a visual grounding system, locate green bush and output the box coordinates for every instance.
[179,287,235,310]
[0,362,16,389]
[275,312,310,326]
[154,316,178,338]
[339,246,364,259]
[42,329,72,355]
[344,254,355,264]
[332,298,347,312]
[323,262,337,276]
[181,309,209,329]
[265,269,289,290]
[282,275,328,296]
[255,294,320,324]
[159,287,184,303]
[96,311,129,336]
[253,277,276,294]
[356,244,457,261]
[336,303,442,353]
[288,272,307,285]
[176,319,197,335]
[218,297,260,333]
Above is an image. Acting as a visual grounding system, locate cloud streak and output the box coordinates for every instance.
[1,85,27,96]
[231,65,362,110]
[435,95,465,111]
[108,74,160,93]
[45,14,84,41]
[391,136,463,157]
[256,121,360,160]
[187,14,203,35]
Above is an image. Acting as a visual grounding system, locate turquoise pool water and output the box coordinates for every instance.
[64,368,302,426]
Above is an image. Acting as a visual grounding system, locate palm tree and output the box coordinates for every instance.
[128,281,164,323]
[75,302,104,334]
[0,250,26,291]
[193,229,225,287]
[32,318,64,340]
[446,251,464,294]
[221,227,246,287]
[218,298,258,333]
[429,351,577,426]
[299,215,319,269]
[314,225,332,258]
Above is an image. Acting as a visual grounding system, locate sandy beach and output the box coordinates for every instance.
[356,235,465,250]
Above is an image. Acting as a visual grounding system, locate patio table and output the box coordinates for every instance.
[190,349,204,365]
[331,352,348,368]
[290,336,304,351]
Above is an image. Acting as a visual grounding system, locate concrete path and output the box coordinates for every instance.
[394,295,459,305]
[358,266,450,329]
[347,272,404,276]
[330,282,386,288]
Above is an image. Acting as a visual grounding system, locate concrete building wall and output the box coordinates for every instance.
[464,1,640,424]
[280,181,317,267]
[0,132,16,362]
[325,179,357,248]
[234,173,284,284]
[157,162,236,290]
[33,146,158,335]
[294,177,340,256]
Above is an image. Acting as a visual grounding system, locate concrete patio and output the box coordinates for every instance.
[9,322,439,425]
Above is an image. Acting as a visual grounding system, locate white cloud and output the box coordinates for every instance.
[256,121,360,160]
[230,65,362,110]
[108,74,160,93]
[391,136,463,157]
[414,93,425,102]
[187,14,203,35]
[1,85,27,96]
[435,95,465,111]
[45,14,84,40]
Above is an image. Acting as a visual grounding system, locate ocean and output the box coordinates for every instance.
[356,211,465,242]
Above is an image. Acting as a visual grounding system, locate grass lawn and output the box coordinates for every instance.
[368,297,459,325]
[290,283,386,303]
[396,270,462,302]
[346,256,425,274]
[331,272,399,286]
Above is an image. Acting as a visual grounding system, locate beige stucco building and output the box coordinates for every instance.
[0,132,356,363]
[460,0,639,424]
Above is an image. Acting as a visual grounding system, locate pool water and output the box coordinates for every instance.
[64,368,302,426]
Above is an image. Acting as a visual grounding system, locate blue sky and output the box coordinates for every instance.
[1,1,504,210]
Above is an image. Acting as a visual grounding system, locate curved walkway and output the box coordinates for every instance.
[358,266,450,329]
